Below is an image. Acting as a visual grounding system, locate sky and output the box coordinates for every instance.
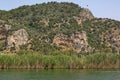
[0,0,120,21]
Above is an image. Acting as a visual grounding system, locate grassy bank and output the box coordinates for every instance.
[0,53,120,69]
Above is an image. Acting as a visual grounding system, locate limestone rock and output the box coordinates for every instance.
[0,19,5,23]
[73,8,94,25]
[7,29,28,51]
[80,8,94,22]
[73,16,82,25]
[53,31,92,53]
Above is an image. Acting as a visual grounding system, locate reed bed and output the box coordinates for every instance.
[0,53,120,69]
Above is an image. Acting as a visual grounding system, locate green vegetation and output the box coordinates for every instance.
[0,53,119,69]
[0,2,82,52]
[0,2,120,53]
[82,19,120,52]
[0,2,120,69]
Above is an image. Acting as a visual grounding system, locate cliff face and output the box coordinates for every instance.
[53,31,92,53]
[7,29,28,51]
[0,24,28,52]
[51,7,94,53]
[73,8,94,25]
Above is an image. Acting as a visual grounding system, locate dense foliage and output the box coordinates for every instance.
[82,18,120,52]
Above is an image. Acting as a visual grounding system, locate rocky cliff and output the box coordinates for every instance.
[53,31,92,53]
[7,29,28,51]
[73,8,94,25]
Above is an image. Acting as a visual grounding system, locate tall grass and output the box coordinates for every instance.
[0,53,120,69]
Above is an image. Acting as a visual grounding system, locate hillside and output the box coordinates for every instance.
[0,2,120,54]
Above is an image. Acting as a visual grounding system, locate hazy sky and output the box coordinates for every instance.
[0,0,120,21]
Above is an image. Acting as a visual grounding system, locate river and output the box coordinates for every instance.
[0,69,120,80]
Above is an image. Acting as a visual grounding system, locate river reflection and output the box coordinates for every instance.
[0,69,120,80]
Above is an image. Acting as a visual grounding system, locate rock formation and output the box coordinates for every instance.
[80,8,94,22]
[7,29,28,51]
[53,31,92,53]
[73,8,94,25]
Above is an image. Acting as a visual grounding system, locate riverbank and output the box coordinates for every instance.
[0,53,120,69]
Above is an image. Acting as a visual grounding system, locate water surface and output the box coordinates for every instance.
[0,69,120,80]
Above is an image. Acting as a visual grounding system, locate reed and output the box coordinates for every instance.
[0,53,119,69]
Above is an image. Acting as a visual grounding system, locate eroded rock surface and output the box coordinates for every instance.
[7,29,28,51]
[53,31,92,53]
[80,8,94,22]
[73,8,94,25]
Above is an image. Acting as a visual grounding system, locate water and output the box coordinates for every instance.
[0,69,120,80]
